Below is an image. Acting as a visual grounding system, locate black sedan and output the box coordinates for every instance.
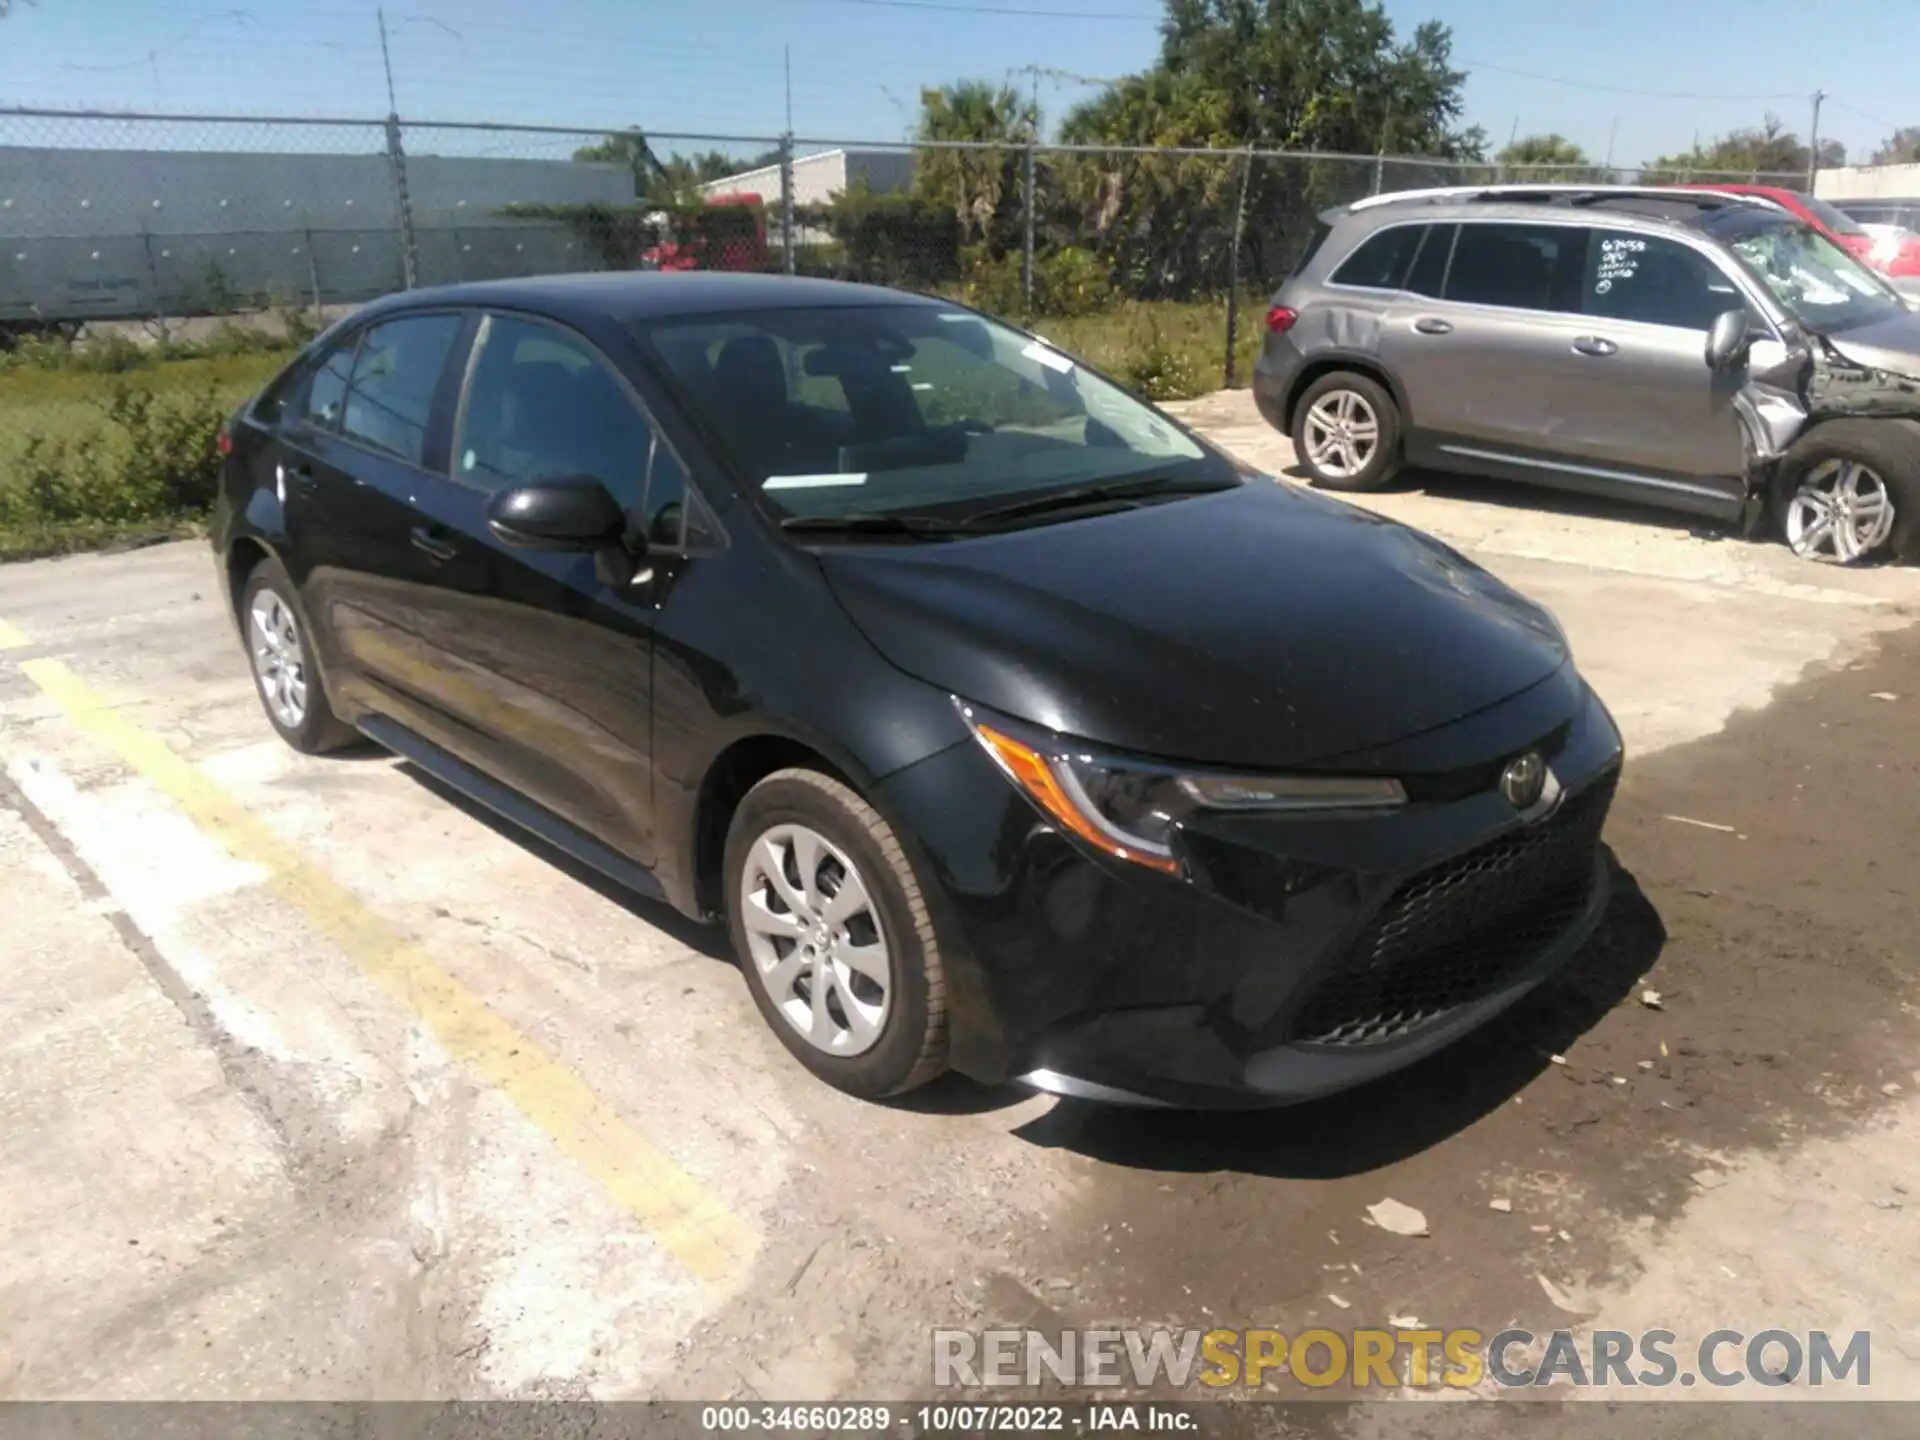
[212,272,1623,1107]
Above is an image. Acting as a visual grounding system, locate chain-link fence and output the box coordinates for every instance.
[0,106,1812,551]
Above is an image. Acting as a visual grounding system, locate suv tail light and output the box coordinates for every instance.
[1266,305,1299,335]
[215,428,233,457]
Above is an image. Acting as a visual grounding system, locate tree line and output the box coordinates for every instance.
[567,0,1920,305]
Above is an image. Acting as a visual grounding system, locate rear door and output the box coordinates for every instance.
[1378,219,1595,463]
[284,310,473,733]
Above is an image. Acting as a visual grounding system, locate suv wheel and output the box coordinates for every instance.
[1776,420,1918,565]
[724,768,948,1099]
[240,558,358,754]
[1292,371,1404,492]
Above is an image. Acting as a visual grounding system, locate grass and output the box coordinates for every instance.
[0,351,288,562]
[1027,296,1265,402]
[0,295,1256,563]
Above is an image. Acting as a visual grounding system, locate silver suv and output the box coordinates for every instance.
[1253,186,1920,565]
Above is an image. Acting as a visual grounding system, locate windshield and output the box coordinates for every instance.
[636,303,1224,523]
[1705,211,1906,333]
[1799,193,1868,238]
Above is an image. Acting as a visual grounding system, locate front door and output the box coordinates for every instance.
[1533,228,1754,514]
[401,311,685,865]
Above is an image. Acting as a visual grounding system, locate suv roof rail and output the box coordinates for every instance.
[1347,184,1784,214]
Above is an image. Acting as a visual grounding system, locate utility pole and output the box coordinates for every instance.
[1021,61,1039,312]
[1809,88,1827,192]
[376,8,419,289]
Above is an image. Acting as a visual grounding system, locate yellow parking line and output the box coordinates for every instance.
[0,618,30,651]
[12,655,759,1291]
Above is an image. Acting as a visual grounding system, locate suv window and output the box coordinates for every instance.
[1330,225,1424,289]
[339,314,461,466]
[1445,223,1586,312]
[1582,232,1744,331]
[456,315,653,510]
[1406,224,1454,297]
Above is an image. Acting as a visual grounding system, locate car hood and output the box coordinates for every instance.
[817,482,1570,769]
[1820,310,1920,377]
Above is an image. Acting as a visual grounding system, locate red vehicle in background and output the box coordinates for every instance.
[1680,183,1920,290]
[640,192,770,273]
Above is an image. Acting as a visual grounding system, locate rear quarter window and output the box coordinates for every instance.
[1330,226,1426,290]
[1287,221,1334,280]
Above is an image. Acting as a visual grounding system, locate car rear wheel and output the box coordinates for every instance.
[1291,371,1404,492]
[724,768,948,1099]
[1776,419,1919,565]
[239,558,358,754]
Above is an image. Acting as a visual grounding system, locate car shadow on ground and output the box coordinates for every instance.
[394,760,735,962]
[1008,853,1667,1179]
[1284,460,1750,546]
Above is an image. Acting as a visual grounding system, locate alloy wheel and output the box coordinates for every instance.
[1785,458,1896,564]
[248,589,308,730]
[738,822,892,1057]
[1303,389,1380,480]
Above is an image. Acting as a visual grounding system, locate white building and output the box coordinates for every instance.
[1815,163,1920,201]
[699,148,914,207]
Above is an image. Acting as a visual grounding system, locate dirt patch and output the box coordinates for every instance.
[1003,622,1920,1378]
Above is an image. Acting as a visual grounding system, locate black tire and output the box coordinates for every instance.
[1773,418,1920,565]
[723,768,948,1099]
[1290,370,1404,492]
[237,557,358,754]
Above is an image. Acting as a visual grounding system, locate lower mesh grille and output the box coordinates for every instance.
[1290,773,1617,1047]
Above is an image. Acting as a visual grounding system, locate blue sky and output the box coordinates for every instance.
[0,0,1913,166]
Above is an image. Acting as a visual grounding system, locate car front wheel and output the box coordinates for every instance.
[1776,419,1919,564]
[724,768,949,1099]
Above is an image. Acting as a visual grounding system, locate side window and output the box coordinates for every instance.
[1582,233,1745,331]
[1406,224,1455,298]
[339,314,461,465]
[643,436,690,548]
[1330,225,1425,290]
[1445,223,1587,313]
[456,315,652,511]
[297,339,357,431]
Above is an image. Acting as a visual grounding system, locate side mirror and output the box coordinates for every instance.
[488,476,631,553]
[1705,308,1754,372]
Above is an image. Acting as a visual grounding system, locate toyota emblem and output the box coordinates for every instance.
[1499,751,1547,809]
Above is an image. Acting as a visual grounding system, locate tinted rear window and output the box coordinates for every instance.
[1330,225,1425,289]
[1445,223,1587,313]
[1406,224,1454,297]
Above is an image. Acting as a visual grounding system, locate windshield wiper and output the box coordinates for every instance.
[961,474,1237,526]
[779,512,982,539]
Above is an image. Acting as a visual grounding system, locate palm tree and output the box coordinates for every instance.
[914,81,1034,244]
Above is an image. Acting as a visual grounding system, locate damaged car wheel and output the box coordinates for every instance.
[1776,420,1920,564]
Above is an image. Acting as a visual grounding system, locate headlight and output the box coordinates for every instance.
[956,701,1406,876]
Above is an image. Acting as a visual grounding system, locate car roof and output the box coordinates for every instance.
[354,271,940,328]
[1329,184,1786,235]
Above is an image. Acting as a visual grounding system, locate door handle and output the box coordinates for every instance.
[1572,335,1619,357]
[1412,316,1454,335]
[280,461,315,492]
[409,524,460,562]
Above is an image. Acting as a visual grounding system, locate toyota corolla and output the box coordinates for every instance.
[212,273,1623,1107]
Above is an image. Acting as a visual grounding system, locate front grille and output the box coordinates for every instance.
[1290,772,1617,1047]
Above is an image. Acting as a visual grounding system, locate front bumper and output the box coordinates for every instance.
[875,668,1623,1107]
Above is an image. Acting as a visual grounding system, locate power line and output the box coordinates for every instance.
[793,0,1160,20]
[1461,58,1802,104]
